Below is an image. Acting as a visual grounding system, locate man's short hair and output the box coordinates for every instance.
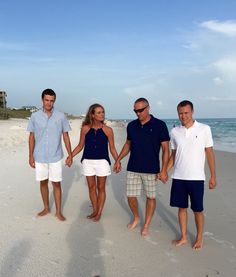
[177,100,193,110]
[41,88,56,99]
[134,97,149,105]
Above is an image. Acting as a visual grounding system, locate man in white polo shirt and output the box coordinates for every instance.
[168,100,216,249]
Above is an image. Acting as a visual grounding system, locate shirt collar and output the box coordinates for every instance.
[42,107,54,114]
[180,119,199,129]
[137,114,154,126]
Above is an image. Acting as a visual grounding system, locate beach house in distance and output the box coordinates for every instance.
[0,90,7,109]
[0,90,8,119]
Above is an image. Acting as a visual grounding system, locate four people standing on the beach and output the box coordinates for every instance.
[67,104,118,221]
[114,98,170,237]
[27,92,217,249]
[27,89,72,221]
[167,100,217,249]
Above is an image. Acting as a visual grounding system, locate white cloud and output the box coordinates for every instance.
[182,42,200,51]
[200,20,236,37]
[123,83,156,96]
[201,96,236,102]
[212,57,236,81]
[213,77,223,85]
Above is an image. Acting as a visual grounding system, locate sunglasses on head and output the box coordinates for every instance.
[133,105,148,114]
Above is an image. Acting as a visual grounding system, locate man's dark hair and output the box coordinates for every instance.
[134,97,149,105]
[177,100,193,110]
[41,88,56,99]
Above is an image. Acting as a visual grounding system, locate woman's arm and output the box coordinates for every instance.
[104,126,118,161]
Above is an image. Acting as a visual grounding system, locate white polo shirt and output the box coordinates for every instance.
[170,120,213,180]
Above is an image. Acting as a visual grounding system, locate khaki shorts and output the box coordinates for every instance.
[35,160,62,182]
[126,171,157,198]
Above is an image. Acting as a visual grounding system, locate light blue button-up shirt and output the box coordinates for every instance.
[27,108,71,163]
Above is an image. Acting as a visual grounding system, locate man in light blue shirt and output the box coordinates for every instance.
[27,88,72,221]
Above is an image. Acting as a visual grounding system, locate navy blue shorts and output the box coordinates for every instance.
[170,179,204,212]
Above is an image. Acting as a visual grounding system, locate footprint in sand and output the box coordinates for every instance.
[93,249,110,258]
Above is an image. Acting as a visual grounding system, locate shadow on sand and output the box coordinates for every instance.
[0,239,31,277]
[66,201,105,277]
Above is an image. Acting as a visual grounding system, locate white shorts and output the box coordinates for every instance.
[35,160,62,182]
[82,159,111,177]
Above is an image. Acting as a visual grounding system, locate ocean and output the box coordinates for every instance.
[165,118,236,153]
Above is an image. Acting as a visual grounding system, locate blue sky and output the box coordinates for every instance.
[1,0,236,119]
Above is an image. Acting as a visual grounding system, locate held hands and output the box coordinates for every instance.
[157,170,168,184]
[65,156,73,167]
[113,161,122,173]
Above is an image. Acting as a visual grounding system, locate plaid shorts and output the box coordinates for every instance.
[126,171,157,199]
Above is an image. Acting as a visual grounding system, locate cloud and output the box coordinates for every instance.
[213,77,223,85]
[200,20,236,37]
[201,96,236,102]
[182,42,200,51]
[123,83,156,96]
[212,57,236,81]
[155,101,164,109]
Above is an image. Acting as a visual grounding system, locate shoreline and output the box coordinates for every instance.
[1,118,236,153]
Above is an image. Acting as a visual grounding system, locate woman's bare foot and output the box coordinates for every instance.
[37,209,50,217]
[92,214,101,222]
[55,212,66,221]
[87,212,97,219]
[172,238,188,246]
[192,239,203,250]
[141,225,149,237]
[127,218,140,230]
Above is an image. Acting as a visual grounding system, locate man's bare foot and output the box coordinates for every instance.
[55,213,66,221]
[141,225,149,237]
[37,209,50,217]
[87,212,97,219]
[192,239,203,250]
[92,214,101,222]
[172,238,188,246]
[127,218,140,230]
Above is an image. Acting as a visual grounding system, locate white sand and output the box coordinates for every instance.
[0,118,236,277]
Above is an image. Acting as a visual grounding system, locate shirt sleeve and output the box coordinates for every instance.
[160,121,170,142]
[62,114,72,133]
[127,123,131,141]
[170,129,176,150]
[27,114,35,132]
[205,125,213,148]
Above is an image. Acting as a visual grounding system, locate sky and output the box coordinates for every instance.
[0,0,236,119]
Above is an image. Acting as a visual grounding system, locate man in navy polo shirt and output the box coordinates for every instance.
[114,98,170,237]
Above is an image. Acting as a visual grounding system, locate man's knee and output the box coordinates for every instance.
[127,196,137,203]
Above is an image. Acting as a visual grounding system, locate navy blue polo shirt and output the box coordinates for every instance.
[127,115,170,174]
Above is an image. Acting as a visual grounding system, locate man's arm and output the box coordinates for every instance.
[63,132,73,167]
[29,132,35,168]
[167,149,176,172]
[113,140,131,173]
[158,141,170,183]
[205,147,217,189]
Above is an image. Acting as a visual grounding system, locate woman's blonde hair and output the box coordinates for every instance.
[82,103,105,127]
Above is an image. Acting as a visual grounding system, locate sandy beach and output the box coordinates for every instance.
[0,118,236,277]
